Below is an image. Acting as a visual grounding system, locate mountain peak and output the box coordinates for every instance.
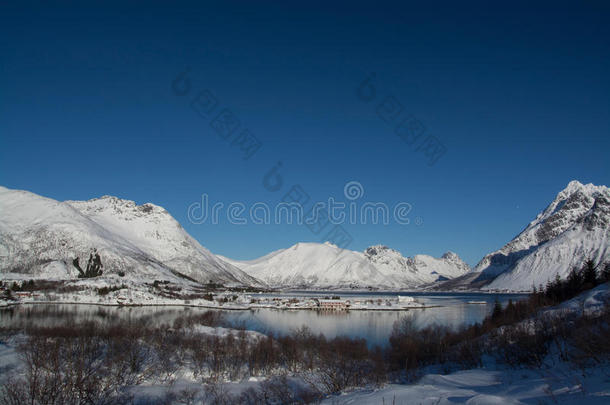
[472,181,610,291]
[0,186,262,287]
[222,242,469,289]
[364,245,392,257]
[558,180,609,199]
[441,251,460,261]
[322,241,339,248]
[67,195,168,217]
[565,179,585,190]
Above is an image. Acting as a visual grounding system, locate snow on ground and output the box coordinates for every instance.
[2,285,609,404]
[0,339,21,375]
[0,276,436,311]
[321,367,610,404]
[321,284,610,405]
[550,283,610,315]
[189,325,267,341]
[1,329,608,405]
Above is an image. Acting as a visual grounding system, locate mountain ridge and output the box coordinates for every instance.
[219,242,470,289]
[2,180,608,292]
[0,186,263,287]
[466,180,610,291]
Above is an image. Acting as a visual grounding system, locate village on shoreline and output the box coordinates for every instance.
[0,275,520,314]
[1,290,440,311]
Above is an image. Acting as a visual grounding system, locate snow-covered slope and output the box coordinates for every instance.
[66,196,262,287]
[220,243,469,289]
[365,245,469,285]
[0,186,262,287]
[220,242,391,289]
[474,180,610,291]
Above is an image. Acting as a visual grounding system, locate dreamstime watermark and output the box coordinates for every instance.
[188,181,415,226]
[172,68,423,253]
[171,68,263,160]
[356,73,447,166]
[171,68,355,250]
[261,162,355,250]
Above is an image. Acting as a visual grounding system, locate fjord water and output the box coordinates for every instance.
[234,292,527,346]
[0,292,526,347]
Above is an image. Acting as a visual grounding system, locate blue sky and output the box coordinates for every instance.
[1,1,609,265]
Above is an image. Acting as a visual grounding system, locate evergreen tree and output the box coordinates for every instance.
[505,299,516,322]
[567,267,583,295]
[582,259,598,287]
[491,299,503,321]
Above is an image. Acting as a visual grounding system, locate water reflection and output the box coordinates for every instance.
[0,293,526,347]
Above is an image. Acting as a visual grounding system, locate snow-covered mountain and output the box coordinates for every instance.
[365,245,470,285]
[7,180,604,293]
[219,242,469,289]
[472,180,610,291]
[0,186,262,287]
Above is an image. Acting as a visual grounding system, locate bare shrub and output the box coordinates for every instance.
[316,336,372,393]
[565,304,610,367]
[0,374,29,405]
[203,381,238,405]
[148,329,185,384]
[492,321,551,368]
[173,387,200,405]
[450,339,483,369]
[240,375,322,404]
[10,333,134,404]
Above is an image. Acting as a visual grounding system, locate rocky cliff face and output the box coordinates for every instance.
[473,181,610,291]
[364,245,470,285]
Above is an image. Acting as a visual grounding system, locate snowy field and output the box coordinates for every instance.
[320,367,610,404]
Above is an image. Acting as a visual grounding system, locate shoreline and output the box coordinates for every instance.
[0,299,444,311]
[272,289,529,295]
